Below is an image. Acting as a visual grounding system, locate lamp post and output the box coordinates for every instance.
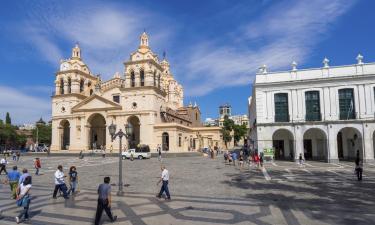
[108,122,133,196]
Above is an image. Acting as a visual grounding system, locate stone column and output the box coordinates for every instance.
[294,126,304,162]
[327,124,339,163]
[363,123,374,163]
[71,78,80,94]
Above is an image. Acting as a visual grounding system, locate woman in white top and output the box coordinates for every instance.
[15,176,31,224]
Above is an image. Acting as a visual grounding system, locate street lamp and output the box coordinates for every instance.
[108,122,133,196]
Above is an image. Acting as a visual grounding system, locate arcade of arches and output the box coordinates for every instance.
[269,126,370,162]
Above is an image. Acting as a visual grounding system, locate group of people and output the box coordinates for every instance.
[223,150,263,170]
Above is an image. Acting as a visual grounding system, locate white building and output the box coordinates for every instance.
[249,55,375,163]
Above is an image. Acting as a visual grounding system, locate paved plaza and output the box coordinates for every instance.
[0,154,375,225]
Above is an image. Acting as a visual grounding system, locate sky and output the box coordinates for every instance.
[1,0,375,124]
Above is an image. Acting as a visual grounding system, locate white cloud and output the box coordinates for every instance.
[0,86,51,124]
[180,0,357,96]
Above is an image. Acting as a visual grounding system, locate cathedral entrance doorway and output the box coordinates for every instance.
[88,113,106,149]
[162,132,169,151]
[128,116,140,148]
[60,120,70,150]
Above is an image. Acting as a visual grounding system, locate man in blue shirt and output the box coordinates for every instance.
[7,166,21,199]
[19,168,31,185]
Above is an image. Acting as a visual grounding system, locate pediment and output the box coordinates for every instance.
[71,94,121,112]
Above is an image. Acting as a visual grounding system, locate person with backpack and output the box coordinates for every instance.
[52,165,69,199]
[34,158,41,175]
[15,176,32,224]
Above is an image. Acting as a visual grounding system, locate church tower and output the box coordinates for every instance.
[139,31,149,49]
[72,43,81,60]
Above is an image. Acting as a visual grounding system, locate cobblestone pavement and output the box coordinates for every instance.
[0,155,375,225]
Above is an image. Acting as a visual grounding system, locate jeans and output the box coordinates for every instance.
[95,199,115,225]
[53,184,68,198]
[158,180,170,199]
[35,167,39,175]
[18,196,30,220]
[9,181,18,199]
[68,181,77,194]
[0,165,7,175]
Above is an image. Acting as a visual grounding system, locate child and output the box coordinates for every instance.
[68,166,78,195]
[239,155,244,171]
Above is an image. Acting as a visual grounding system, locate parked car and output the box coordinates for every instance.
[122,145,151,160]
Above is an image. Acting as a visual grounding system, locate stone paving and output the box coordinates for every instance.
[0,154,375,225]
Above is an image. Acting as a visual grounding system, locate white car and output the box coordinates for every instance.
[122,148,151,160]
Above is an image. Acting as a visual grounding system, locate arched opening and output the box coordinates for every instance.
[162,132,169,151]
[60,78,64,95]
[158,74,161,88]
[131,71,135,87]
[88,114,106,150]
[90,89,93,95]
[272,129,294,160]
[60,120,70,150]
[140,70,145,86]
[303,128,327,161]
[67,77,72,94]
[128,116,140,148]
[80,79,84,93]
[337,127,362,161]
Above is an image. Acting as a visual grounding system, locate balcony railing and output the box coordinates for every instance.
[339,111,357,120]
[275,114,289,122]
[305,113,322,121]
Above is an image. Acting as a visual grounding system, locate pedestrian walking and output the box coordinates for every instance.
[299,153,304,166]
[7,166,21,199]
[355,150,363,181]
[68,166,78,195]
[260,153,264,168]
[157,145,162,161]
[239,155,244,171]
[231,152,237,166]
[101,145,106,158]
[0,157,8,175]
[34,158,41,175]
[94,177,117,225]
[15,175,32,224]
[156,165,171,200]
[12,151,17,161]
[224,151,228,164]
[16,152,20,161]
[19,169,31,185]
[52,165,69,199]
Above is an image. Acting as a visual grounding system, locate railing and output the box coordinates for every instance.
[275,114,289,122]
[305,113,322,121]
[339,111,357,120]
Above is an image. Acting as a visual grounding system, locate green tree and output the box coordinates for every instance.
[5,112,11,125]
[33,123,52,145]
[233,124,248,146]
[221,115,234,149]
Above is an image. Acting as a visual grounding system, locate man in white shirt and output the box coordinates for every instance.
[0,157,8,175]
[53,165,69,199]
[156,165,171,200]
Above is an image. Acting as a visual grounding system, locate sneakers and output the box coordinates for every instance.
[15,216,20,224]
[112,215,117,222]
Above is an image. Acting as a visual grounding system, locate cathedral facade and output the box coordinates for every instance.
[50,32,223,152]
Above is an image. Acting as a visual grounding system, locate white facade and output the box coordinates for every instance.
[249,56,375,163]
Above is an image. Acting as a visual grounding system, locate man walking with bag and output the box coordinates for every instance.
[94,177,117,225]
[7,166,21,199]
[53,165,69,199]
[156,165,171,200]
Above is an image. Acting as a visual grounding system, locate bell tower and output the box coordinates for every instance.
[139,31,149,48]
[72,43,81,60]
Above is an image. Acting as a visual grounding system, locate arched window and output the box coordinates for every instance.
[178,135,182,147]
[153,70,156,86]
[162,132,169,151]
[140,70,145,86]
[158,74,161,88]
[80,79,84,93]
[60,78,64,95]
[90,89,93,95]
[131,71,135,87]
[67,77,72,94]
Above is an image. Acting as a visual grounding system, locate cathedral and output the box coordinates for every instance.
[50,32,223,152]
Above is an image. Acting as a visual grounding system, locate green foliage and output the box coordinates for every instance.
[0,123,18,147]
[5,112,11,125]
[221,115,234,148]
[233,124,248,145]
[32,123,52,144]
